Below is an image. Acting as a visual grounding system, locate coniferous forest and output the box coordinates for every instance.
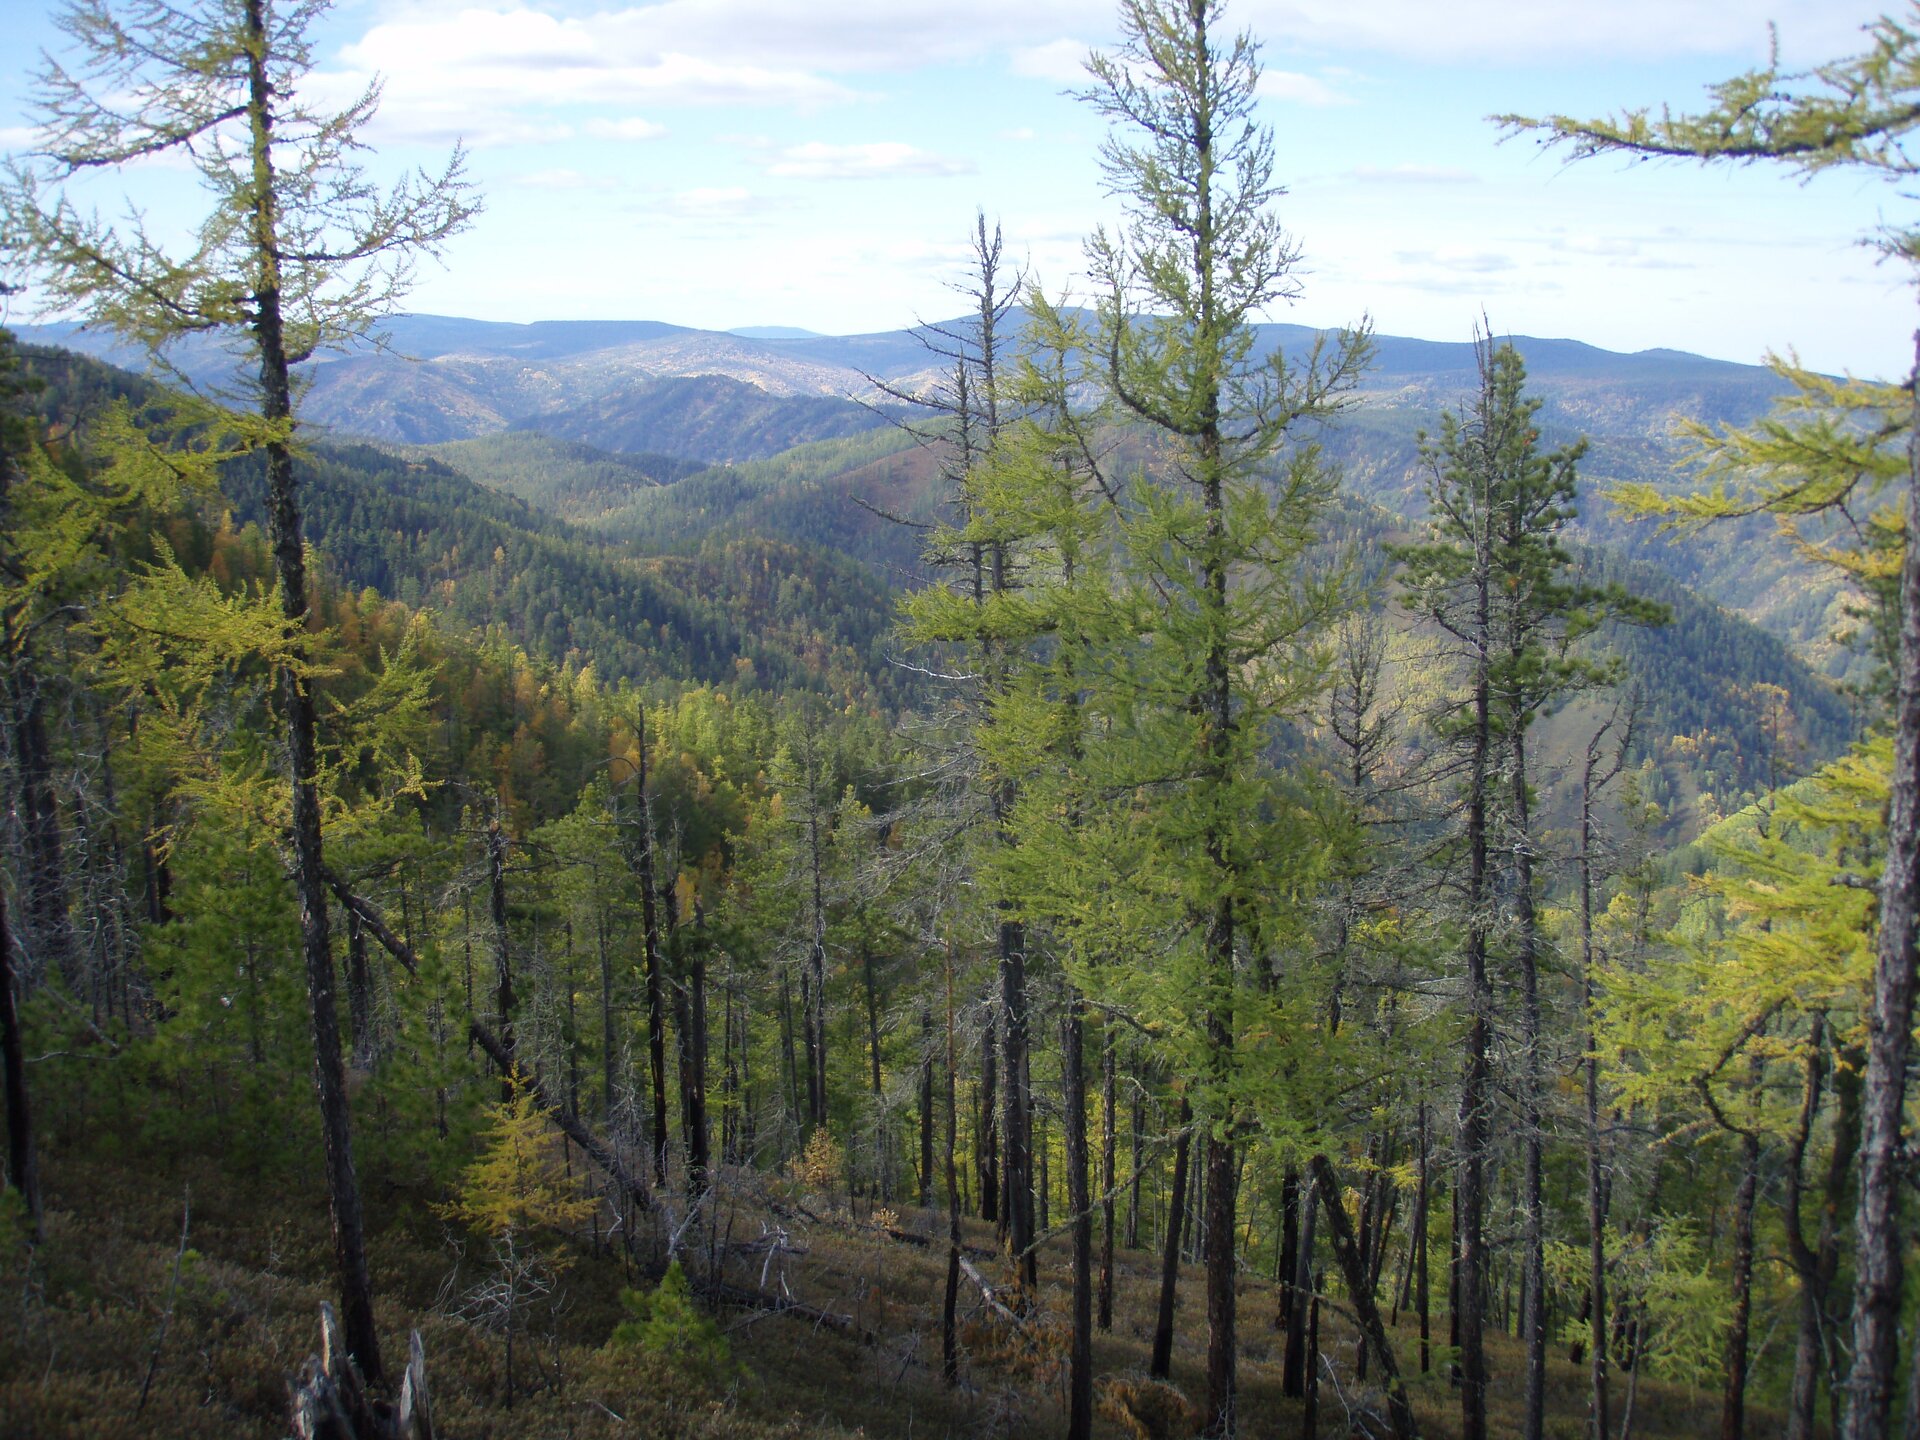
[2,2,1919,1438]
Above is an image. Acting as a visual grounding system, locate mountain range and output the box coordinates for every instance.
[30,309,1836,675]
[15,315,1858,839]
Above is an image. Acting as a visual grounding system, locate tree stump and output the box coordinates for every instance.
[288,1304,433,1440]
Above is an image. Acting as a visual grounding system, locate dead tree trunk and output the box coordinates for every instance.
[1099,1028,1117,1331]
[621,707,671,1187]
[0,886,40,1240]
[942,942,963,1387]
[1311,1153,1421,1440]
[1842,329,1920,1440]
[246,10,381,1374]
[1150,1095,1193,1380]
[1064,998,1093,1440]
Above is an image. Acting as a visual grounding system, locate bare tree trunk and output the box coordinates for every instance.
[943,944,962,1386]
[1284,1169,1318,1397]
[487,818,514,1098]
[1843,328,1920,1440]
[625,708,670,1187]
[0,887,40,1240]
[5,654,74,984]
[1000,916,1034,1293]
[682,909,710,1196]
[1129,1082,1143,1249]
[1099,1029,1117,1331]
[1064,999,1093,1440]
[345,908,373,1067]
[805,806,830,1133]
[1785,1017,1839,1440]
[1722,1118,1761,1440]
[1458,628,1494,1440]
[1150,1095,1193,1380]
[980,1006,999,1225]
[1311,1153,1422,1440]
[245,0,379,1376]
[1303,1282,1321,1440]
[598,902,616,1125]
[779,968,799,1139]
[1512,729,1547,1440]
[1278,1168,1299,1332]
[1579,731,1612,1440]
[1417,1112,1431,1375]
[862,944,885,1198]
[1203,1122,1237,1435]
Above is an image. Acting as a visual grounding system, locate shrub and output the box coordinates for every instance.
[609,1259,732,1382]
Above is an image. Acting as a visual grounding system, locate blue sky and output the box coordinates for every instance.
[1,0,1911,376]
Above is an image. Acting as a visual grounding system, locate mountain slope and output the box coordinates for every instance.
[404,432,703,522]
[516,373,890,463]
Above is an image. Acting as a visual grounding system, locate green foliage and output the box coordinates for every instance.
[609,1260,732,1381]
[441,1085,598,1247]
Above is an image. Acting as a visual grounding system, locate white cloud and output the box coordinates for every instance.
[658,186,794,219]
[1396,247,1516,274]
[585,117,668,142]
[1349,164,1479,184]
[321,8,863,148]
[1258,70,1352,107]
[1010,38,1093,83]
[509,168,610,190]
[1241,0,1862,64]
[999,127,1039,142]
[764,142,976,181]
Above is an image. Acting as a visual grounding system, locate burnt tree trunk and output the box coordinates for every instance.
[1150,1095,1193,1380]
[1722,1113,1761,1440]
[1843,331,1920,1440]
[1512,728,1548,1440]
[245,0,380,1378]
[999,915,1034,1292]
[0,887,40,1240]
[1099,1028,1117,1331]
[1064,999,1093,1440]
[1312,1153,1422,1440]
[919,1003,935,1208]
[625,710,670,1187]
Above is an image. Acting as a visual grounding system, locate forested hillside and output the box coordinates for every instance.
[2,5,1917,1440]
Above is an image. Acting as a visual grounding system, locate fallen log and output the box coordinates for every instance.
[957,1254,1022,1326]
[695,1277,875,1342]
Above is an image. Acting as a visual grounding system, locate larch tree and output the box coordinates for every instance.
[1076,1,1369,1430]
[4,0,477,1382]
[1394,335,1661,1440]
[1501,14,1920,1433]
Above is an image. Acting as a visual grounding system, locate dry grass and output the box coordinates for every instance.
[0,1139,1778,1440]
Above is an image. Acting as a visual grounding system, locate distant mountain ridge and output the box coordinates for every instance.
[20,310,1790,460]
[22,310,1840,671]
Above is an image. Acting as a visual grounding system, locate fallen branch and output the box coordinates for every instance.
[696,1277,874,1343]
[957,1254,1022,1327]
[324,870,421,975]
[134,1185,190,1417]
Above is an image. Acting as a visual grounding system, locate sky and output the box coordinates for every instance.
[0,0,1912,377]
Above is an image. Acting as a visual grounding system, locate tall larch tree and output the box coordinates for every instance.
[4,0,477,1381]
[1078,2,1368,1431]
